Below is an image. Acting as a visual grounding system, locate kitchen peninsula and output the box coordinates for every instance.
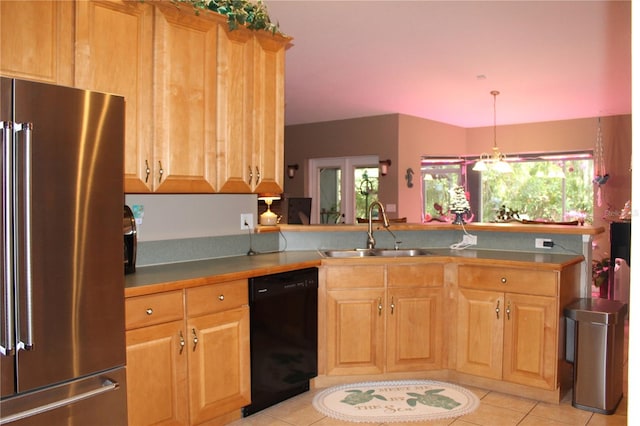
[125,222,600,425]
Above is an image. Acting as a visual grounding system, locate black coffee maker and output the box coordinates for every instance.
[124,205,137,274]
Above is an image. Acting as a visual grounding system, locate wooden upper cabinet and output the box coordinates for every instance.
[152,3,218,193]
[217,26,290,193]
[75,0,154,192]
[0,1,74,85]
[216,26,254,193]
[251,32,288,194]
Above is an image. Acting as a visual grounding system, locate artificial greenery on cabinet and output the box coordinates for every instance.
[172,0,280,33]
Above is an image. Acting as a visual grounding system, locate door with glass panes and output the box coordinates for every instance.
[308,156,379,224]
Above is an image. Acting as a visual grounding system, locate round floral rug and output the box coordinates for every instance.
[312,380,480,423]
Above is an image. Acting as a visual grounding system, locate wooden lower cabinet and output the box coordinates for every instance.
[386,287,443,372]
[187,307,250,424]
[324,263,443,375]
[456,265,559,390]
[326,288,385,375]
[125,281,250,425]
[126,320,189,426]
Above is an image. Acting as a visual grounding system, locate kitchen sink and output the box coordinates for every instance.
[319,249,377,258]
[319,248,434,258]
[371,248,434,257]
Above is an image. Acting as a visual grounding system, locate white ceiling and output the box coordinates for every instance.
[264,0,631,128]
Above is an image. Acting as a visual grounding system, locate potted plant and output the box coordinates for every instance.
[172,0,280,33]
[592,257,611,298]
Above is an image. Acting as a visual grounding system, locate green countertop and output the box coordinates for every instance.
[125,248,584,297]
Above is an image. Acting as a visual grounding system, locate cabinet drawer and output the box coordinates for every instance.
[387,264,443,288]
[325,265,385,289]
[458,265,557,296]
[186,280,248,317]
[125,290,184,330]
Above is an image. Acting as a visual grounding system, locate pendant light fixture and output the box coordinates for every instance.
[473,90,512,173]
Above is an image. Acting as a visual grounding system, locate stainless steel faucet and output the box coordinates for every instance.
[366,201,397,249]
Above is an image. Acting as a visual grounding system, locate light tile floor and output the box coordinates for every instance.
[230,320,628,426]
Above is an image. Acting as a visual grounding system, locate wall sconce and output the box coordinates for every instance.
[258,193,281,225]
[379,159,392,176]
[287,164,299,179]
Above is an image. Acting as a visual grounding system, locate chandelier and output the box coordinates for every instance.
[472,90,512,173]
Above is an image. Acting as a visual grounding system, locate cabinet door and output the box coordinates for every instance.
[187,307,250,424]
[216,26,254,193]
[126,320,188,426]
[503,293,557,389]
[387,287,443,372]
[251,33,287,194]
[326,289,385,375]
[153,3,218,192]
[75,0,154,192]
[0,0,73,85]
[456,289,503,379]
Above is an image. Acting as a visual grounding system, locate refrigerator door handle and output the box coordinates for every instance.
[13,122,35,352]
[1,121,15,356]
[1,378,120,424]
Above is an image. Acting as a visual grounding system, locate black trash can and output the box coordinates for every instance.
[564,298,627,414]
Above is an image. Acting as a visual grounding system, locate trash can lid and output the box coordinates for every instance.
[563,298,628,324]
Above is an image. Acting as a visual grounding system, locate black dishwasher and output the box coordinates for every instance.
[242,267,318,416]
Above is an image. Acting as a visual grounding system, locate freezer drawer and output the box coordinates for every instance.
[0,367,127,425]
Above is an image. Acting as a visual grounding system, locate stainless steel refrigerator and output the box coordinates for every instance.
[1,78,127,425]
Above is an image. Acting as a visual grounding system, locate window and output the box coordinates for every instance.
[420,158,465,222]
[421,151,593,224]
[479,152,593,223]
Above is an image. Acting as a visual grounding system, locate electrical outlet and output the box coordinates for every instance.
[535,238,553,249]
[240,213,253,230]
[462,234,477,245]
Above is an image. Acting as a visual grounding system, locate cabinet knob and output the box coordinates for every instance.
[500,277,507,284]
[218,294,225,301]
[146,308,153,315]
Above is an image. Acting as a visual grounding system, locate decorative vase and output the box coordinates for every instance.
[452,212,466,225]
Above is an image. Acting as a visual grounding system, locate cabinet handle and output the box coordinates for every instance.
[218,294,225,301]
[192,328,199,351]
[158,161,164,183]
[179,330,185,354]
[506,301,511,320]
[144,160,150,183]
[248,166,253,185]
[495,300,500,319]
[145,308,153,315]
[378,298,383,316]
[501,277,507,284]
[255,166,260,185]
[390,296,395,315]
